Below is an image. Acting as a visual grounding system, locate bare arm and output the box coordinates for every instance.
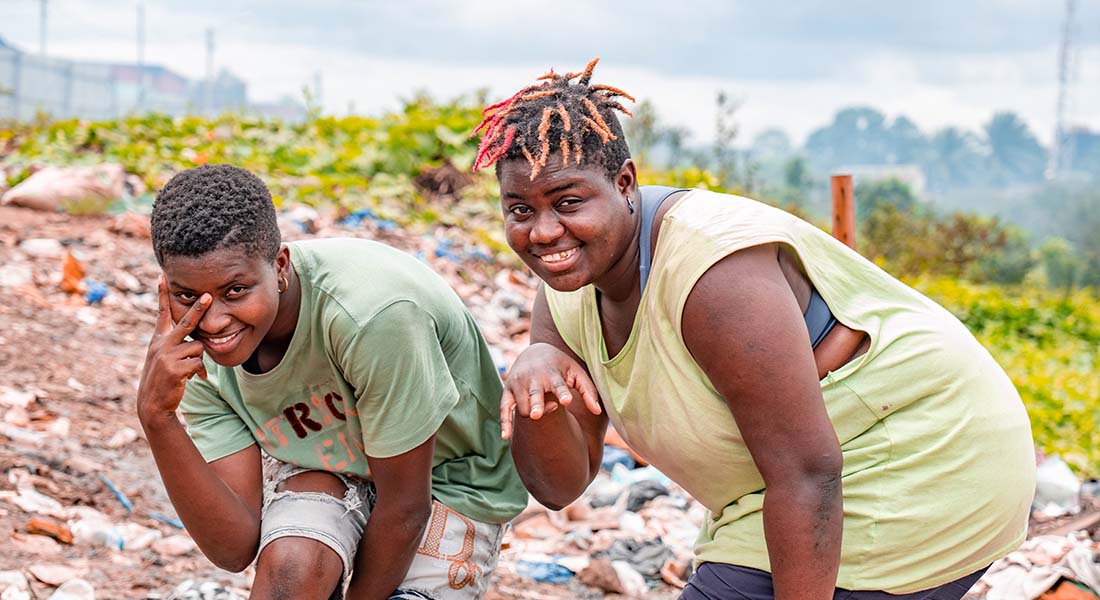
[505,285,608,510]
[137,278,262,571]
[682,244,843,600]
[140,417,262,571]
[345,436,435,600]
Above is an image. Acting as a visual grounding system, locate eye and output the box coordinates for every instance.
[556,197,584,211]
[226,285,248,298]
[508,205,533,218]
[175,292,198,303]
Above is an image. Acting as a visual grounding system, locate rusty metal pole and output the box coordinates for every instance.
[831,174,855,249]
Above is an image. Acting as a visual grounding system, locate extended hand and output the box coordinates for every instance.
[500,343,601,440]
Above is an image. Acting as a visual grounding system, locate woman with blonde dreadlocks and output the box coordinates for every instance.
[477,59,1034,600]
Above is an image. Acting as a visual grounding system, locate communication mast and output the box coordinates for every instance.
[1050,0,1078,177]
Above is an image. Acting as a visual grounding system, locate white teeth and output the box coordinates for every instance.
[540,248,578,263]
[209,332,237,345]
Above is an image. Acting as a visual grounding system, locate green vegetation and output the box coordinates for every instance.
[2,100,1097,474]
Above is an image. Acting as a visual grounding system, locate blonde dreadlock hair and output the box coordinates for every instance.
[472,58,635,180]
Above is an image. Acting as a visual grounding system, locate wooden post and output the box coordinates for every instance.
[831,174,855,249]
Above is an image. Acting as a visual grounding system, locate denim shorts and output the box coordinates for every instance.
[257,456,505,600]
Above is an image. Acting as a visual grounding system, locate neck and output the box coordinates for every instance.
[592,210,643,303]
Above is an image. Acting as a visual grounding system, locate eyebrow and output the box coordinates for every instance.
[503,180,584,201]
[171,273,252,292]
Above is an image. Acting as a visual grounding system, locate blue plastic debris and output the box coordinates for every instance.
[601,445,637,472]
[97,473,134,513]
[340,208,398,231]
[84,279,108,304]
[148,512,185,529]
[515,560,574,583]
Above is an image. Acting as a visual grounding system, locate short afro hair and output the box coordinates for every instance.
[472,58,634,182]
[151,164,280,265]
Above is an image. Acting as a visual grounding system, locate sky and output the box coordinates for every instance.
[2,0,1099,146]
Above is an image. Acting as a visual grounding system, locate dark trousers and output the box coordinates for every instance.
[680,563,988,600]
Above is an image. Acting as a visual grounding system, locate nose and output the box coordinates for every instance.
[196,300,233,334]
[529,211,565,245]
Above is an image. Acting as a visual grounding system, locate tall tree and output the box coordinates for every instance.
[984,111,1048,184]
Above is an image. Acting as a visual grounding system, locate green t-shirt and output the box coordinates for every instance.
[179,238,526,524]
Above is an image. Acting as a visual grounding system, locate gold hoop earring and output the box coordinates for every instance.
[278,275,289,294]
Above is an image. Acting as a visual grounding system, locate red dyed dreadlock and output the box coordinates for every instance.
[472,58,635,179]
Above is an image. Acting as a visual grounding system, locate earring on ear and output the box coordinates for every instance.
[278,275,289,294]
[626,196,635,214]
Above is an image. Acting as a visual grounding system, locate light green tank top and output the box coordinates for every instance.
[545,190,1034,593]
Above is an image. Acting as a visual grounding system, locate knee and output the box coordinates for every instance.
[254,537,343,600]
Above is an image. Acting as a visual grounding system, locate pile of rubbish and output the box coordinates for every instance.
[3,164,1100,599]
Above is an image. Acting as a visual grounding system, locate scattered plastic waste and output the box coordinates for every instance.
[1035,455,1081,517]
[601,445,636,472]
[97,473,134,513]
[514,560,574,584]
[339,208,398,230]
[83,280,108,304]
[71,518,125,551]
[47,579,95,600]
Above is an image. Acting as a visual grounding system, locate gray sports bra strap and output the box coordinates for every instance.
[639,185,690,295]
[637,185,839,350]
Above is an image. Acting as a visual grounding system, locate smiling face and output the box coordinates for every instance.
[161,245,288,367]
[499,156,638,292]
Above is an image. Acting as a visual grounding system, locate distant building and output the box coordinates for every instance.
[0,35,266,121]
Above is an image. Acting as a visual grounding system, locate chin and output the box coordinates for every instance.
[207,352,247,368]
[539,271,593,293]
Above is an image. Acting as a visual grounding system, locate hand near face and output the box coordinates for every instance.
[500,343,601,440]
[136,276,211,422]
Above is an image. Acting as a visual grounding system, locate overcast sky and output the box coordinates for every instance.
[3,0,1098,145]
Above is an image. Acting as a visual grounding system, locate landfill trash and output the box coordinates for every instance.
[578,559,648,597]
[972,533,1100,600]
[165,580,246,600]
[626,480,670,512]
[0,571,30,598]
[0,264,33,287]
[47,579,95,600]
[340,208,398,230]
[70,517,125,550]
[27,564,81,587]
[611,464,673,488]
[0,487,68,519]
[26,518,74,544]
[117,522,162,550]
[1035,455,1082,517]
[109,212,152,238]
[97,473,135,512]
[1039,581,1100,599]
[601,446,637,472]
[148,512,185,529]
[660,558,691,589]
[514,560,574,584]
[598,538,675,580]
[282,205,320,234]
[106,427,139,448]
[0,388,36,409]
[83,280,108,304]
[153,534,198,557]
[60,252,86,294]
[19,238,64,258]
[1,164,128,214]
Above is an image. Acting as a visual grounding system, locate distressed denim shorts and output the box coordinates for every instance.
[257,456,505,600]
